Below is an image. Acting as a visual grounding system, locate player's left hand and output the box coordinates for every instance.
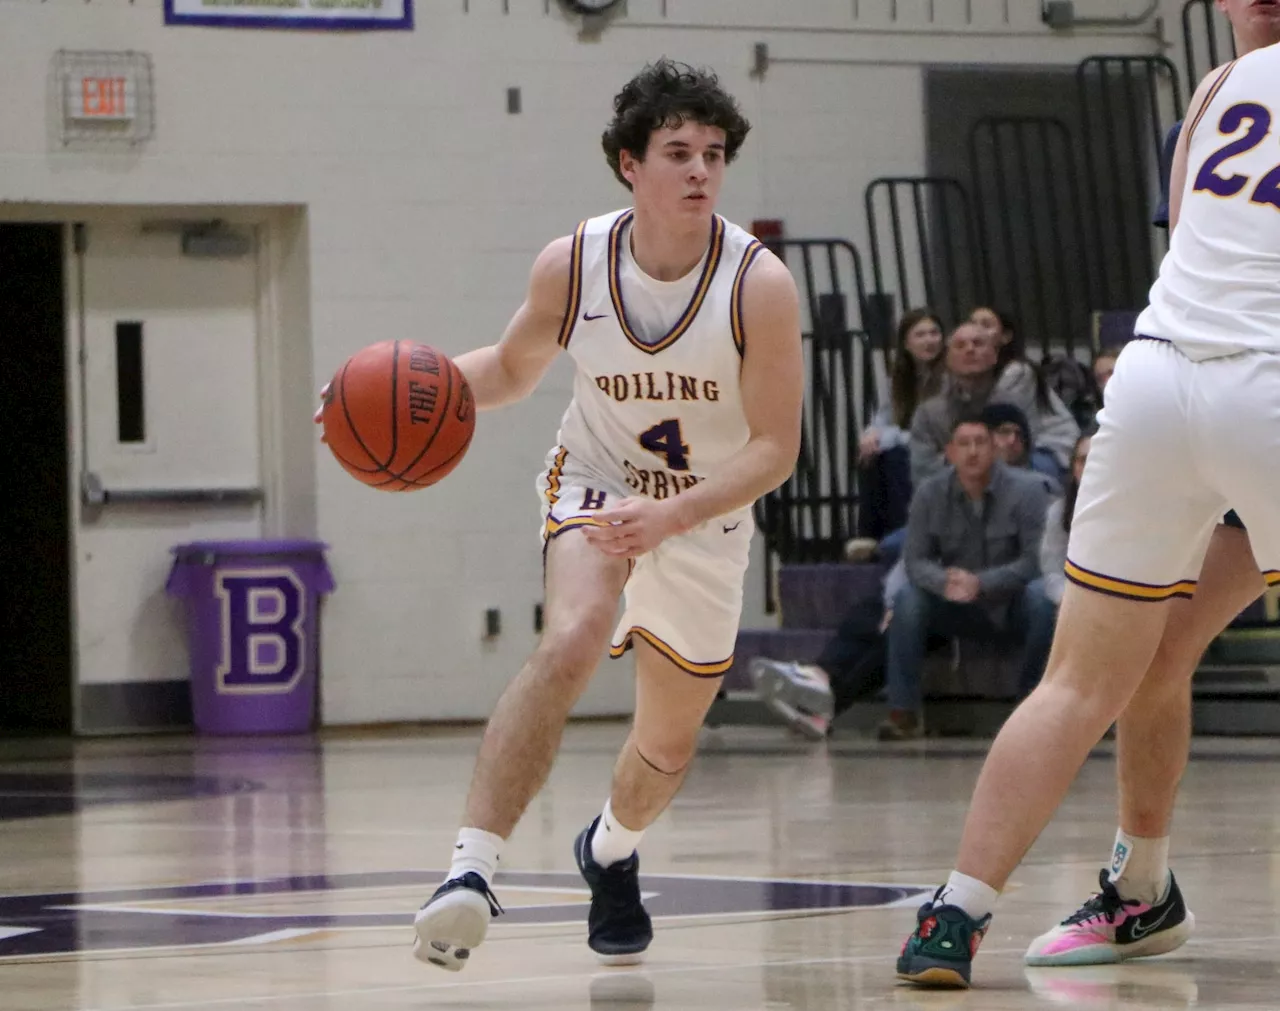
[313,382,332,442]
[582,497,683,558]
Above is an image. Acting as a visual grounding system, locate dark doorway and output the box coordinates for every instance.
[1,224,73,735]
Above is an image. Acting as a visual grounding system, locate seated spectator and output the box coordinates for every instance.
[879,413,1049,740]
[871,401,1053,578]
[970,306,1080,481]
[857,308,944,541]
[908,321,998,488]
[1020,433,1092,697]
[752,413,1049,741]
[1043,352,1102,432]
[980,401,1061,496]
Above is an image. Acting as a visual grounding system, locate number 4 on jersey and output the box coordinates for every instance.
[639,419,690,471]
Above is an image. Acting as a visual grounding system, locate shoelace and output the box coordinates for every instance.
[440,872,505,917]
[477,878,505,917]
[595,862,644,917]
[1061,869,1141,927]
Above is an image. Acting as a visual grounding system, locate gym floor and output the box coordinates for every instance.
[1,723,1275,1010]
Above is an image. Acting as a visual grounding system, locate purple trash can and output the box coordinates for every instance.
[166,540,334,735]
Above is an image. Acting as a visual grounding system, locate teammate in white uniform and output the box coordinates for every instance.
[897,9,1280,988]
[1019,0,1280,972]
[411,59,802,971]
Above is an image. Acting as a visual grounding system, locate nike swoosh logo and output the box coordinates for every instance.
[582,312,609,321]
[454,843,464,849]
[1128,904,1174,940]
[723,522,741,533]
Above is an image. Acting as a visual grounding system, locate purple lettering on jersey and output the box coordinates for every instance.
[1193,102,1271,199]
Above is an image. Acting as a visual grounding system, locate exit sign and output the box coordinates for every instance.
[67,73,136,121]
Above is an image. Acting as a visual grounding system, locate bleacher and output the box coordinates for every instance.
[714,9,1280,736]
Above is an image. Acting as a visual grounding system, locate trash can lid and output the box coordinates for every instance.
[171,539,329,558]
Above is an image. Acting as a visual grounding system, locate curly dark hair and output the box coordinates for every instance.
[601,58,751,190]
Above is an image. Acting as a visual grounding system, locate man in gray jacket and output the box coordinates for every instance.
[882,413,1050,740]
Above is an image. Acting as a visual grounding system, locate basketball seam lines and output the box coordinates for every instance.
[338,359,386,470]
[386,355,456,482]
[387,340,400,469]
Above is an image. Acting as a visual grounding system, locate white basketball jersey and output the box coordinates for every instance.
[548,208,765,501]
[1136,43,1280,358]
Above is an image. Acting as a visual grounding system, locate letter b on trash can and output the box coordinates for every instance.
[168,539,333,735]
[216,569,307,694]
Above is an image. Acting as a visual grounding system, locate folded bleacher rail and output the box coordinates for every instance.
[864,176,988,331]
[1181,0,1237,87]
[968,116,1093,358]
[756,238,874,611]
[1076,55,1184,314]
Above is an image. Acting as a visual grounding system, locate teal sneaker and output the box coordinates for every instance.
[896,890,992,988]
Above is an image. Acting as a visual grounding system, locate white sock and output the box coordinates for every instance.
[934,870,999,921]
[589,799,645,868]
[447,827,504,887]
[1107,828,1169,904]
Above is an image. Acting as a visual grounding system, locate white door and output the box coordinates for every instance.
[74,221,264,699]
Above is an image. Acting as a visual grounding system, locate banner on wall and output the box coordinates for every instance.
[164,0,411,30]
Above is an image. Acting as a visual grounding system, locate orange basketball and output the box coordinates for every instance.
[321,340,475,491]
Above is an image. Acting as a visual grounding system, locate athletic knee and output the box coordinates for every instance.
[1145,631,1208,687]
[632,729,698,775]
[533,614,613,686]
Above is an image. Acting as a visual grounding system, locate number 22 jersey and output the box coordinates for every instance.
[1137,42,1280,359]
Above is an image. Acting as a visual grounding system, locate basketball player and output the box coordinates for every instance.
[896,5,1280,987]
[1019,0,1280,970]
[409,60,802,970]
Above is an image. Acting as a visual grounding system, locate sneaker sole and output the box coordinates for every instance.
[749,661,833,721]
[763,696,828,741]
[412,890,491,972]
[896,966,970,988]
[595,949,648,966]
[1024,913,1194,967]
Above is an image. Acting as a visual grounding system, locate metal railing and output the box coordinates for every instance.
[755,238,875,610]
[1181,0,1237,86]
[864,177,987,332]
[968,116,1093,356]
[1076,55,1184,311]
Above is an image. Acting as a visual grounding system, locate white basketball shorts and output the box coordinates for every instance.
[535,445,752,676]
[1066,338,1280,600]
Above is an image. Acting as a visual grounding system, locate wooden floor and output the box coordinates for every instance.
[2,722,1279,1010]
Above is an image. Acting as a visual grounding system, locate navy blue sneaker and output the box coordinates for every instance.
[896,889,991,988]
[574,816,653,964]
[412,871,503,972]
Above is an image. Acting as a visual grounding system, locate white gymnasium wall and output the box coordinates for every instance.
[0,0,1186,725]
